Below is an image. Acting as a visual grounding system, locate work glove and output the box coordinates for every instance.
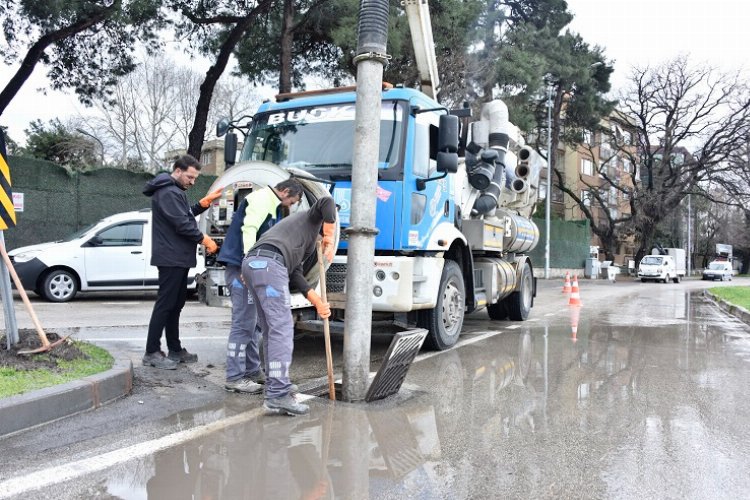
[306,290,331,319]
[321,222,336,263]
[199,187,223,208]
[202,234,218,254]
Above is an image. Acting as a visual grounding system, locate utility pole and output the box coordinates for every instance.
[342,0,389,402]
[545,83,553,280]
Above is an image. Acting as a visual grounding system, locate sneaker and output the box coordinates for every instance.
[167,348,198,364]
[225,378,263,394]
[263,394,309,416]
[246,370,266,384]
[142,351,178,370]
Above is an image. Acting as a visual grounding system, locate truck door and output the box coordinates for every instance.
[83,220,148,287]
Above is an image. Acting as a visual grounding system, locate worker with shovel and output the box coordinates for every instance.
[242,196,336,416]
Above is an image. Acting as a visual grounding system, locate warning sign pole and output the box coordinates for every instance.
[0,128,19,348]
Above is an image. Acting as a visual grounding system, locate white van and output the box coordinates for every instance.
[8,209,205,302]
[638,254,683,283]
[702,261,733,281]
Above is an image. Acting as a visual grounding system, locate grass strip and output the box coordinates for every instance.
[709,286,750,311]
[0,342,113,399]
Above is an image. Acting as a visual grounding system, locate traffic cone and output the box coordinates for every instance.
[569,305,580,343]
[562,272,572,293]
[568,275,582,306]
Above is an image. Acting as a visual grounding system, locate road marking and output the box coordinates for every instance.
[0,405,271,499]
[80,336,225,342]
[415,329,502,362]
[506,325,521,329]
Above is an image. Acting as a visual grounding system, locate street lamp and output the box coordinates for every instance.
[75,128,105,166]
[544,81,554,280]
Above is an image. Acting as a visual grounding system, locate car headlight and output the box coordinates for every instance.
[10,250,42,263]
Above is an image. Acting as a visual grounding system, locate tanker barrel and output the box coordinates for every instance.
[511,178,528,194]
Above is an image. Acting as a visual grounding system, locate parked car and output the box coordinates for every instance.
[8,209,205,302]
[702,260,733,281]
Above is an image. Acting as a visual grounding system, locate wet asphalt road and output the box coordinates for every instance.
[1,277,750,498]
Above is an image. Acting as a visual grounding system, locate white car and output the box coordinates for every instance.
[9,209,205,302]
[702,260,733,281]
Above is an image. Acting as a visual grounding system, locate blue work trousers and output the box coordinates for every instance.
[242,255,294,399]
[225,265,262,382]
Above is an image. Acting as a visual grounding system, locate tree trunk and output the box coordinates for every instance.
[279,0,295,94]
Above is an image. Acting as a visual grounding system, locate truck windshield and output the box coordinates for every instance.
[240,101,405,171]
[641,256,663,265]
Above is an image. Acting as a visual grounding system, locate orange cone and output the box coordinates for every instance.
[562,272,572,293]
[568,275,582,306]
[569,305,580,342]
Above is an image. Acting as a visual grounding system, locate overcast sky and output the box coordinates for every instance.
[2,0,749,144]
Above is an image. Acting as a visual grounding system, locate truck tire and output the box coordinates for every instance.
[41,269,79,302]
[506,262,533,321]
[420,260,465,350]
[673,275,681,283]
[487,300,509,320]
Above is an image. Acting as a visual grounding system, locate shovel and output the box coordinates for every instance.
[316,241,336,401]
[0,243,67,354]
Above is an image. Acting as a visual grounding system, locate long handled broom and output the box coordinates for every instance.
[316,241,336,401]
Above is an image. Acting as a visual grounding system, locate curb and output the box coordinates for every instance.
[703,290,750,325]
[0,352,133,438]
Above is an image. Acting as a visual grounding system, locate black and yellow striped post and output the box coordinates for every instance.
[0,128,19,347]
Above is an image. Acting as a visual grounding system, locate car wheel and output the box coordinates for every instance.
[41,269,79,302]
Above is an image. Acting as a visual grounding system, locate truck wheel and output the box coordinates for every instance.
[420,260,465,350]
[487,301,509,320]
[673,275,681,283]
[506,262,533,321]
[41,269,79,302]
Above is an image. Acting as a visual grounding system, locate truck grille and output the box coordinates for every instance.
[326,263,347,294]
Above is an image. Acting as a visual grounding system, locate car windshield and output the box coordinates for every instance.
[61,222,99,242]
[641,256,662,265]
[240,101,405,170]
[708,262,728,270]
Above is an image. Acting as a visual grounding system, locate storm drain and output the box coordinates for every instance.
[365,328,428,402]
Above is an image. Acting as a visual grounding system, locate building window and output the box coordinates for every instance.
[581,158,594,176]
[583,129,593,145]
[581,190,591,207]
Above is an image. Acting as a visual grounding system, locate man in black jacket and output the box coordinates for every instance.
[142,154,220,370]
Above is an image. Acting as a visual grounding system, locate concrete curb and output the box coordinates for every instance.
[0,352,133,438]
[703,290,750,325]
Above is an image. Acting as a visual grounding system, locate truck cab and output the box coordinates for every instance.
[638,255,679,283]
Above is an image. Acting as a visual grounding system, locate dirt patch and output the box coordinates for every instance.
[0,329,88,371]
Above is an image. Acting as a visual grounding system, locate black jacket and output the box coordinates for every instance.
[143,173,206,268]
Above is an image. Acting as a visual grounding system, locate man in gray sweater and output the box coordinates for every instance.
[242,196,336,415]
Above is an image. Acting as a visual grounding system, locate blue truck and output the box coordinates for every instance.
[199,84,542,350]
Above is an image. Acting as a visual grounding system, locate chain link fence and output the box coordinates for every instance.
[4,157,216,250]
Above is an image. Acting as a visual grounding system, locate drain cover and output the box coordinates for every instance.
[365,328,428,402]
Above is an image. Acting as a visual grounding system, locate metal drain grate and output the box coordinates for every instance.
[365,328,428,402]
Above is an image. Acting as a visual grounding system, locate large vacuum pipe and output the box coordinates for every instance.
[472,100,510,215]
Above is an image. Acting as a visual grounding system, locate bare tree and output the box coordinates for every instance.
[617,57,750,262]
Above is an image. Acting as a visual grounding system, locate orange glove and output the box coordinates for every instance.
[306,290,331,319]
[199,187,223,208]
[321,222,336,263]
[202,235,218,254]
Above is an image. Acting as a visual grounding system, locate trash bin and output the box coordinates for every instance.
[606,265,620,282]
[585,258,600,279]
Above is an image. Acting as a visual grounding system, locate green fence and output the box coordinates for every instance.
[4,157,216,250]
[529,217,591,269]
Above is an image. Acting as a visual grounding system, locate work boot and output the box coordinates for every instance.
[246,370,266,384]
[142,351,178,370]
[168,348,198,364]
[263,394,309,416]
[225,379,263,394]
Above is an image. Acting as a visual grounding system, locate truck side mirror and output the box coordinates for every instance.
[224,133,238,168]
[216,118,230,137]
[436,114,459,173]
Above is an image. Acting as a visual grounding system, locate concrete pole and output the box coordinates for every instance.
[0,232,19,348]
[342,0,389,402]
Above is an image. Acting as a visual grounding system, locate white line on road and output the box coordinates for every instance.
[415,329,501,362]
[0,405,271,499]
[79,336,225,342]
